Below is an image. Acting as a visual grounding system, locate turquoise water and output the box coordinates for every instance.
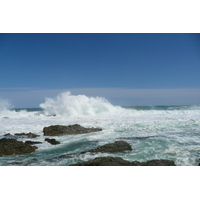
[0,94,200,166]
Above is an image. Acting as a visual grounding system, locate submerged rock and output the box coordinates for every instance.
[43,124,102,136]
[45,138,60,145]
[84,141,132,154]
[3,133,12,137]
[3,133,16,139]
[14,132,40,138]
[70,156,176,166]
[0,138,38,156]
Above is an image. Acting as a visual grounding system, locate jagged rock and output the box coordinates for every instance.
[45,138,60,145]
[0,138,38,156]
[25,141,42,145]
[70,156,176,166]
[43,124,102,136]
[84,141,132,154]
[14,132,40,138]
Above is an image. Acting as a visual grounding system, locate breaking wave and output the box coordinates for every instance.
[39,91,131,116]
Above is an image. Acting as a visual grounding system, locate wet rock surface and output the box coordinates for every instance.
[71,157,132,166]
[45,138,60,145]
[139,159,176,166]
[43,124,102,136]
[56,140,132,159]
[14,132,40,138]
[0,138,38,156]
[70,156,176,166]
[83,141,132,154]
[24,141,42,145]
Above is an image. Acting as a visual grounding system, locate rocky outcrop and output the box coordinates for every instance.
[56,141,132,159]
[84,141,132,154]
[14,132,40,138]
[71,157,132,166]
[3,133,15,139]
[139,159,176,166]
[43,124,102,136]
[24,141,42,145]
[70,156,176,166]
[45,138,60,145]
[0,138,38,156]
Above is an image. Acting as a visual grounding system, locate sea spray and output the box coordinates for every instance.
[0,105,199,165]
[1,93,200,165]
[0,98,15,117]
[0,98,12,111]
[39,91,132,116]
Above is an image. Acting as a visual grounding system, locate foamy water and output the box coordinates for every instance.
[0,92,200,166]
[39,91,130,116]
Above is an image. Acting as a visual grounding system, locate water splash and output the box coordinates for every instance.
[39,91,131,116]
[0,98,12,112]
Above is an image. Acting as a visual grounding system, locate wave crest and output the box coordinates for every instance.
[39,91,129,116]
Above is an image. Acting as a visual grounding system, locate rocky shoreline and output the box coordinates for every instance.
[0,124,178,166]
[70,157,176,166]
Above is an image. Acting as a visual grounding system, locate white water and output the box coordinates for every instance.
[39,91,130,116]
[0,92,200,166]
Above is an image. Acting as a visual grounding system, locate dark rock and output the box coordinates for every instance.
[85,141,132,154]
[70,156,176,166]
[43,124,102,136]
[3,133,16,139]
[71,157,133,166]
[14,132,40,138]
[3,133,12,137]
[0,138,38,156]
[140,159,176,166]
[25,141,42,145]
[56,141,132,159]
[45,138,60,145]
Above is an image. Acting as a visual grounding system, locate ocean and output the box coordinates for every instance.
[0,92,200,166]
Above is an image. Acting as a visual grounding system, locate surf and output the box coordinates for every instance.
[39,91,132,117]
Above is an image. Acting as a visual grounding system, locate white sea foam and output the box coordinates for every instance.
[0,93,200,166]
[39,91,131,116]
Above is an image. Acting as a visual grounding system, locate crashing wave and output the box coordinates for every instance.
[39,91,131,116]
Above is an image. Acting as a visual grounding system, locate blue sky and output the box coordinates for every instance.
[0,33,200,107]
